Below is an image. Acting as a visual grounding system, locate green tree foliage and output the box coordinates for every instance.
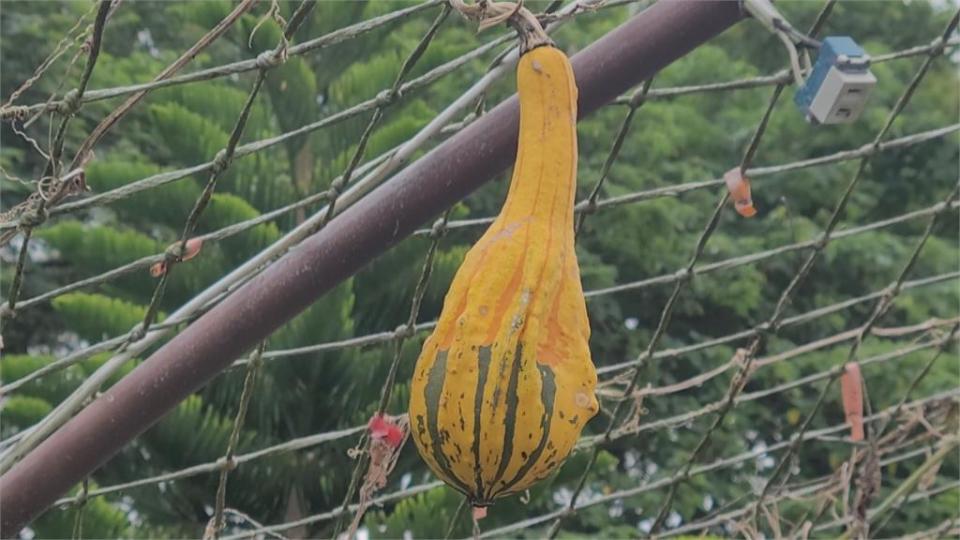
[0,1,957,538]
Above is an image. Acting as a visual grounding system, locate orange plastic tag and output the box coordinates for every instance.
[149,261,167,278]
[368,413,405,449]
[149,238,204,277]
[840,362,865,442]
[724,168,757,218]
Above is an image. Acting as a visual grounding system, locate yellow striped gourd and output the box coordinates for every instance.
[409,42,598,507]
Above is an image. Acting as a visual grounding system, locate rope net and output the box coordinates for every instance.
[1,0,957,538]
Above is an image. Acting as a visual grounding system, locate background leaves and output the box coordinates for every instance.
[1,1,957,538]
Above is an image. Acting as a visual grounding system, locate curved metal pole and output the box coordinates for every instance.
[0,1,743,535]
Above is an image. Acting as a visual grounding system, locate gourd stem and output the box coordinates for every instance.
[509,9,554,55]
[449,0,554,54]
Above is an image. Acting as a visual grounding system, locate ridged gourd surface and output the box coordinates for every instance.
[409,45,599,506]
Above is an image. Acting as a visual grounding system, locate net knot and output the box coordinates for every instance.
[629,91,648,108]
[19,205,48,229]
[376,88,401,107]
[58,89,82,116]
[582,199,599,215]
[216,456,238,471]
[127,324,147,343]
[211,149,231,176]
[429,217,448,239]
[929,36,946,57]
[255,50,283,71]
[394,324,415,340]
[328,177,347,199]
[164,241,188,263]
[74,483,90,507]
